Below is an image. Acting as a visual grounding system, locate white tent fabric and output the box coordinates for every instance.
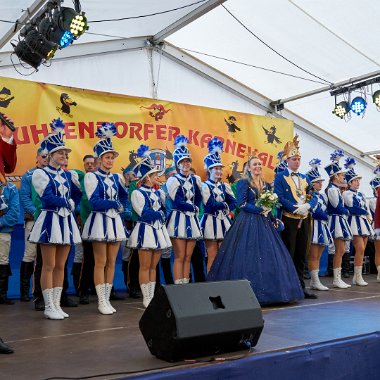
[0,0,378,194]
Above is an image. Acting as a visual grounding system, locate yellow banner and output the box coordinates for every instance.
[0,76,293,184]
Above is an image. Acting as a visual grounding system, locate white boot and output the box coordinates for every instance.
[52,287,69,318]
[377,265,380,282]
[333,268,351,289]
[182,278,189,284]
[105,283,116,313]
[95,284,113,315]
[174,279,183,284]
[140,283,150,308]
[42,289,64,320]
[352,266,368,286]
[310,270,329,291]
[148,282,156,303]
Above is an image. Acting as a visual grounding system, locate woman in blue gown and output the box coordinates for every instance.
[207,156,304,305]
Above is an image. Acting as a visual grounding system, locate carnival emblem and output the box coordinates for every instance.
[140,103,171,121]
[262,125,282,146]
[0,87,15,108]
[224,115,241,134]
[56,93,77,118]
[149,149,166,176]
[226,160,243,184]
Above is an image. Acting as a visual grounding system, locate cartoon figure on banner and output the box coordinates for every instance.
[226,160,243,184]
[149,148,166,176]
[262,125,282,146]
[128,150,138,166]
[224,115,241,135]
[56,93,77,118]
[140,103,171,121]
[165,146,173,161]
[0,87,14,108]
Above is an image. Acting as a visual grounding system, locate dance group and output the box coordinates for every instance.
[1,117,380,332]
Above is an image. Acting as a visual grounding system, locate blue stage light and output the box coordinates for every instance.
[59,31,74,48]
[350,96,366,116]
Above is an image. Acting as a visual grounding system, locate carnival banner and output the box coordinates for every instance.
[0,76,293,184]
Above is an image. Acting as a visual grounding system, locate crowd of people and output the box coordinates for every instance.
[0,115,379,354]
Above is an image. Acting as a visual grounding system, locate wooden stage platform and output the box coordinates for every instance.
[2,274,380,380]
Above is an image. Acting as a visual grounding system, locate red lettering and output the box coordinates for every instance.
[267,154,275,169]
[156,125,167,140]
[168,126,180,141]
[64,122,77,139]
[247,146,259,157]
[78,122,95,139]
[225,139,236,155]
[258,152,269,166]
[143,124,154,141]
[188,130,200,146]
[115,122,128,138]
[129,122,142,140]
[200,133,212,149]
[14,126,30,145]
[236,143,246,158]
[30,124,49,144]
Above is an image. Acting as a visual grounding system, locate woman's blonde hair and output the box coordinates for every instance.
[244,156,266,193]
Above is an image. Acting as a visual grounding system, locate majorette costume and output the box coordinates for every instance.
[28,118,82,246]
[82,123,128,242]
[128,144,172,250]
[306,159,333,247]
[166,135,202,240]
[342,157,374,238]
[274,150,288,174]
[200,138,236,240]
[324,150,353,241]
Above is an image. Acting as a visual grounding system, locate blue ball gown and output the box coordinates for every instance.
[207,179,304,305]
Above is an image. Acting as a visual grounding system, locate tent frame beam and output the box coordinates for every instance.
[159,43,374,168]
[152,0,226,43]
[0,0,49,50]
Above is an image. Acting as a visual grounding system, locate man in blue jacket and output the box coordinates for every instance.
[19,148,48,302]
[274,135,318,299]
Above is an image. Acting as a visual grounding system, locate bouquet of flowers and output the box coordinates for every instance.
[256,189,281,211]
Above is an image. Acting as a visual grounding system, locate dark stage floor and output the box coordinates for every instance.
[2,275,380,380]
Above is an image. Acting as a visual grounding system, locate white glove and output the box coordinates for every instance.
[293,203,310,216]
[261,206,272,217]
[118,205,124,213]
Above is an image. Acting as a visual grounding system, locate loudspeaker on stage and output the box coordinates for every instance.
[139,279,264,362]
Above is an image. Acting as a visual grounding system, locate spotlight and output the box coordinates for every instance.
[39,17,74,48]
[54,7,88,40]
[350,96,367,116]
[12,40,42,70]
[372,90,380,107]
[24,29,58,60]
[332,101,350,119]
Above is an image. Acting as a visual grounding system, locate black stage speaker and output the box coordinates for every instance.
[139,280,264,362]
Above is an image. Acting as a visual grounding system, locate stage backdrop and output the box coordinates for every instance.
[0,76,293,184]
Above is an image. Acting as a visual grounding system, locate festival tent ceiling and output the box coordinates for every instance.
[0,0,379,162]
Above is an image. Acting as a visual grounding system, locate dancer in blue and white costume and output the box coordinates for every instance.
[324,150,353,289]
[369,165,380,281]
[166,135,202,284]
[128,145,171,307]
[201,137,236,273]
[306,159,333,291]
[342,158,374,286]
[82,123,129,315]
[29,119,82,320]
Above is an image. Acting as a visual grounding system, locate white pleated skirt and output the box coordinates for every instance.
[166,210,202,240]
[128,221,172,250]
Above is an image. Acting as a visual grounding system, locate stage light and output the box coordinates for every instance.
[39,17,74,48]
[350,96,367,116]
[372,90,380,107]
[54,7,88,40]
[12,40,43,70]
[332,101,350,119]
[24,29,58,60]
